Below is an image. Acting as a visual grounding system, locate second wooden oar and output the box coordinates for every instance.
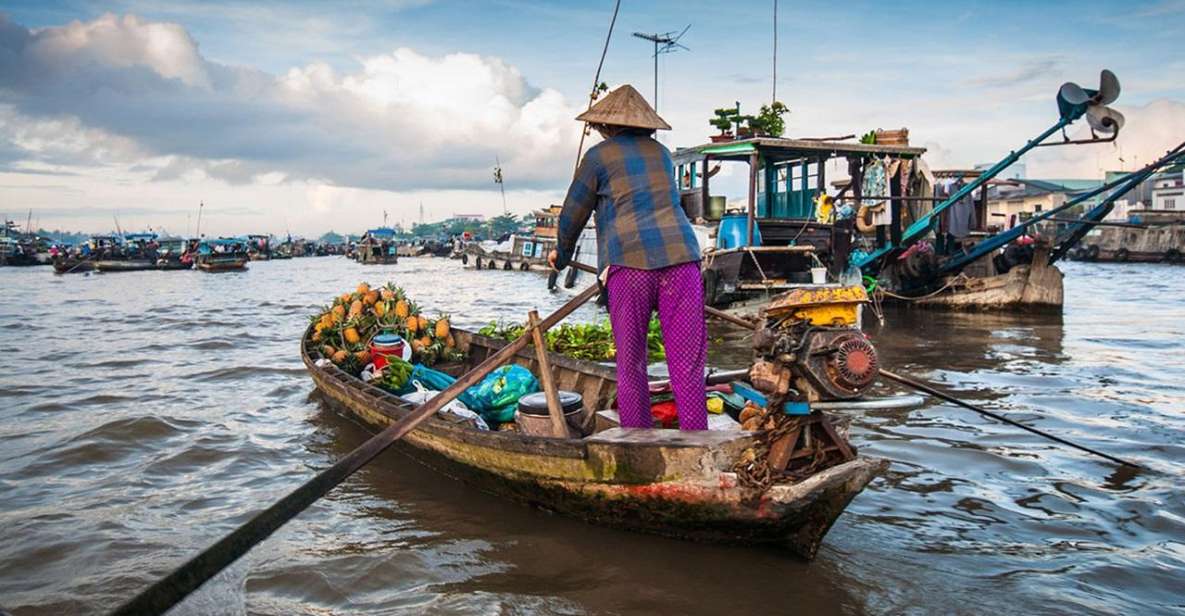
[111,281,602,616]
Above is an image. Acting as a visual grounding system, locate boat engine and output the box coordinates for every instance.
[749,285,878,404]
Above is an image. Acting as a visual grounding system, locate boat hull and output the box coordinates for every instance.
[94,259,156,272]
[53,259,94,273]
[908,256,1062,311]
[303,330,885,558]
[197,258,248,272]
[357,256,399,265]
[156,260,192,270]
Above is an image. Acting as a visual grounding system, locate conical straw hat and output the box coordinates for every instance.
[576,84,671,130]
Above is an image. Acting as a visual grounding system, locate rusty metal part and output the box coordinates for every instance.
[827,335,879,392]
[732,412,857,493]
[800,330,879,400]
[749,360,793,395]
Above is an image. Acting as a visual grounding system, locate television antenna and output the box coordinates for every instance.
[632,25,690,112]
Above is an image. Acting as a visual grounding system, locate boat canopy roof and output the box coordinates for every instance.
[124,232,158,241]
[673,137,926,165]
[200,237,246,246]
[364,227,397,239]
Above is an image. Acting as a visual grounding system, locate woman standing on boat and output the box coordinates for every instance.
[549,85,708,431]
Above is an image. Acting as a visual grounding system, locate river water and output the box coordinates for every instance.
[0,257,1181,615]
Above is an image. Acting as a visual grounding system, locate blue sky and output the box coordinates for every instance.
[1,0,1183,235]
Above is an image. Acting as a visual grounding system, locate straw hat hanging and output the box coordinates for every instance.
[576,84,671,130]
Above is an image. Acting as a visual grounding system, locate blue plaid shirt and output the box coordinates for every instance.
[555,134,701,271]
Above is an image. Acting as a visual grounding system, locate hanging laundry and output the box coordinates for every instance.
[860,159,892,228]
[945,179,977,239]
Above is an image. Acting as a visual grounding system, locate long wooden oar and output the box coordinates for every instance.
[698,301,1144,470]
[111,282,601,616]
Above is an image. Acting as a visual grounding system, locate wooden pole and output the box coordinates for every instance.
[111,282,602,616]
[529,310,568,438]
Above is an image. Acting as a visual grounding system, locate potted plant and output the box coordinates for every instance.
[736,114,758,138]
[709,107,739,142]
[749,101,789,137]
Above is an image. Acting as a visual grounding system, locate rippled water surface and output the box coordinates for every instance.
[1,258,1182,615]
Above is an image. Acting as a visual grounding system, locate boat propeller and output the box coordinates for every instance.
[1047,69,1124,145]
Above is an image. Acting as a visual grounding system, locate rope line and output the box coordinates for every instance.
[573,0,622,176]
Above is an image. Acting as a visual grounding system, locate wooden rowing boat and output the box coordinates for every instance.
[52,257,94,273]
[302,325,887,558]
[196,256,248,272]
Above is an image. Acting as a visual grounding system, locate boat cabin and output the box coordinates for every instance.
[672,137,926,306]
[245,233,271,260]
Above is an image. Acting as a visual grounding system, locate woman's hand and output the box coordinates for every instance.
[547,250,559,271]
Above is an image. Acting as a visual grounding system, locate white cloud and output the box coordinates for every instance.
[1027,99,1185,177]
[0,12,583,194]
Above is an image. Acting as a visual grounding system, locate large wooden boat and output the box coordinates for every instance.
[901,247,1063,310]
[876,241,1064,311]
[302,326,886,558]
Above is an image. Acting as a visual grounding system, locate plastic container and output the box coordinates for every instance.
[810,267,828,284]
[515,391,584,438]
[369,333,407,370]
[715,213,762,249]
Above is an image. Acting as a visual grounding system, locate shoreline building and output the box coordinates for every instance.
[985,179,1104,228]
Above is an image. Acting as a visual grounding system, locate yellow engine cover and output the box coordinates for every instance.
[762,285,868,327]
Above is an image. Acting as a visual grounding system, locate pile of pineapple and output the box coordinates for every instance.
[309,282,461,375]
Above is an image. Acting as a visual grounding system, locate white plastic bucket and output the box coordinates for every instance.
[810,267,827,284]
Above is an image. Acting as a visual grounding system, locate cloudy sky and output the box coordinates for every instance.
[1,0,1183,237]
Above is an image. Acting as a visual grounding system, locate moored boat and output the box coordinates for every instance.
[302,325,886,558]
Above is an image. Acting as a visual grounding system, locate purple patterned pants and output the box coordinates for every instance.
[606,262,708,431]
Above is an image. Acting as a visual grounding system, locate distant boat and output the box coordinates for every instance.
[155,236,193,270]
[356,228,398,265]
[92,232,160,273]
[195,238,249,272]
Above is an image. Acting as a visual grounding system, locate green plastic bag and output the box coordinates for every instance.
[467,365,539,424]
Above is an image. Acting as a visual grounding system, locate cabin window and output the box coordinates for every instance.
[1166,198,1177,209]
